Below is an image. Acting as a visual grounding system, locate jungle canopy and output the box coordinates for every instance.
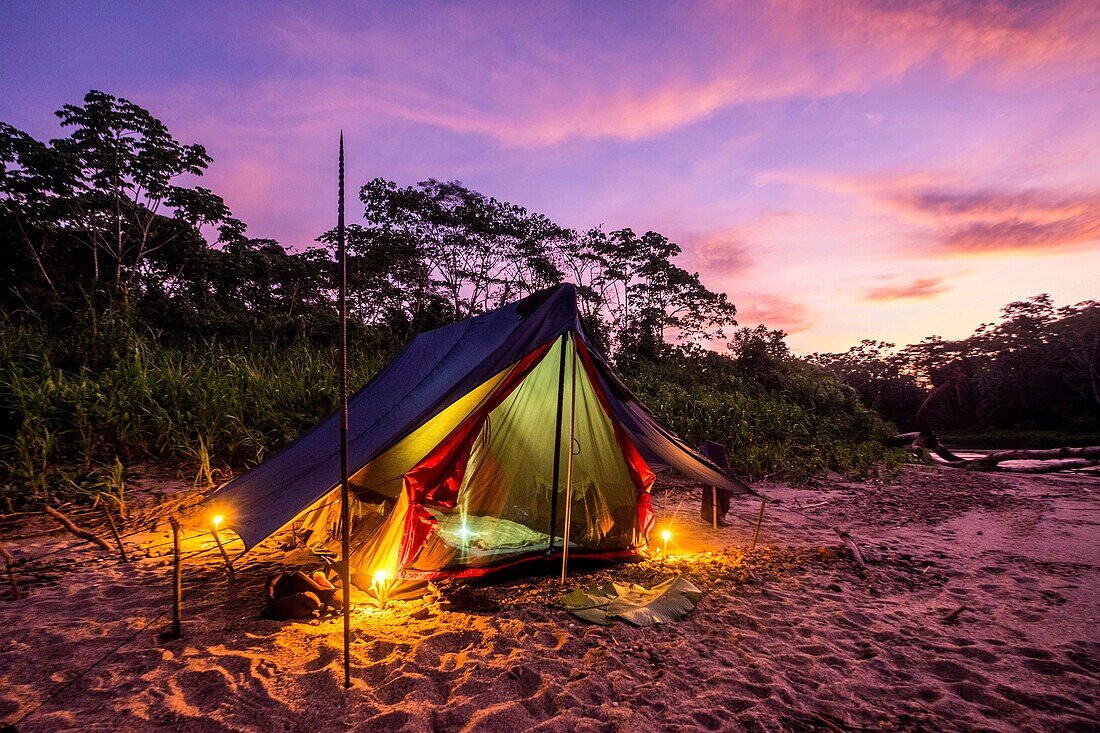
[204,284,756,585]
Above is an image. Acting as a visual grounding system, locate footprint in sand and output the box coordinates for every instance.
[504,664,542,698]
[928,659,975,684]
[412,630,482,664]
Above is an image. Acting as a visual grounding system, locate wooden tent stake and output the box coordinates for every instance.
[560,335,578,585]
[751,498,766,550]
[0,541,21,600]
[101,505,128,562]
[169,517,182,639]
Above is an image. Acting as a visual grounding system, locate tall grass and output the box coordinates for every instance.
[1,311,899,510]
[620,357,902,483]
[0,312,389,510]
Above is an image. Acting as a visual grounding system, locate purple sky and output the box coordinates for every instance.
[3,1,1098,352]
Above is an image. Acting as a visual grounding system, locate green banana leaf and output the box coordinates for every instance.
[560,576,702,626]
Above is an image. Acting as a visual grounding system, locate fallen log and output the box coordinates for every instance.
[893,365,1100,473]
[895,437,1100,473]
[44,505,111,551]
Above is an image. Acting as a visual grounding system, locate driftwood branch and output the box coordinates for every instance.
[44,505,111,551]
[897,439,1100,473]
[895,368,1099,473]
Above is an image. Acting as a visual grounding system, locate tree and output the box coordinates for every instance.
[358,178,567,319]
[0,121,80,303]
[1,91,233,306]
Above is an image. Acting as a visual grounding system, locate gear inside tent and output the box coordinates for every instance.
[202,284,756,591]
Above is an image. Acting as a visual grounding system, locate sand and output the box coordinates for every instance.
[1,464,1097,732]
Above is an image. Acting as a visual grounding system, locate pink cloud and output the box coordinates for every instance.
[865,276,950,301]
[736,295,818,334]
[887,188,1100,254]
[681,232,754,276]
[234,0,1100,148]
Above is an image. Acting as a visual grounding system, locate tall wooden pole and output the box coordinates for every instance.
[338,132,352,690]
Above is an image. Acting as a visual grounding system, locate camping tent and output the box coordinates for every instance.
[203,283,756,587]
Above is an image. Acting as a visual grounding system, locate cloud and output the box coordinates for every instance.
[886,188,1100,254]
[760,167,1100,257]
[681,232,754,276]
[735,295,818,334]
[240,0,1100,148]
[865,276,950,301]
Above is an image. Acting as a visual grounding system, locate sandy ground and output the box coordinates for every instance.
[1,464,1097,732]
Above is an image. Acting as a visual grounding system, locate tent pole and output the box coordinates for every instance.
[560,334,578,585]
[712,487,718,530]
[546,333,568,553]
[337,132,352,690]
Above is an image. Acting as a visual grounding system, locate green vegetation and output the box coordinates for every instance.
[1,90,899,510]
[0,309,392,510]
[621,350,901,482]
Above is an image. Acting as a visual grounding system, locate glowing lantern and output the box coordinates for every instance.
[211,514,224,529]
[370,569,392,608]
[661,529,671,554]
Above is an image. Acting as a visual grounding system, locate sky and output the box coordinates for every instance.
[2,0,1098,353]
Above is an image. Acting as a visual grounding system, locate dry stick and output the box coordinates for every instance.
[0,541,21,599]
[942,605,967,624]
[751,498,766,550]
[44,505,110,551]
[101,505,129,562]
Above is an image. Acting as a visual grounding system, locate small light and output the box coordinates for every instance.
[660,530,671,542]
[372,569,388,586]
[212,514,224,529]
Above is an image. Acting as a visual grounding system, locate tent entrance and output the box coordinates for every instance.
[345,334,653,584]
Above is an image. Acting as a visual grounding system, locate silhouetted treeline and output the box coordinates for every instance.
[810,295,1100,437]
[2,91,738,361]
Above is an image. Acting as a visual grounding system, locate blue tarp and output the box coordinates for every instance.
[204,283,755,550]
